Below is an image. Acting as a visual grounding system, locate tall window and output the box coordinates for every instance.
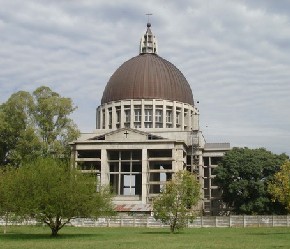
[184,109,188,128]
[144,109,152,122]
[155,108,163,128]
[134,106,142,128]
[125,110,130,123]
[102,110,105,129]
[108,150,142,196]
[166,110,172,123]
[116,107,121,123]
[108,108,112,129]
[176,108,181,127]
[134,107,142,122]
[176,112,180,124]
[144,105,153,128]
[166,106,173,128]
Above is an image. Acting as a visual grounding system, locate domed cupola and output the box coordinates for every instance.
[97,23,198,131]
[101,23,194,106]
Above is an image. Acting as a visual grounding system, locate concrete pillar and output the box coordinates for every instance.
[96,107,100,129]
[162,102,166,128]
[112,103,116,129]
[101,149,109,185]
[172,147,184,172]
[142,149,148,203]
[120,103,124,128]
[141,100,145,129]
[181,105,185,131]
[130,100,134,128]
[173,101,177,128]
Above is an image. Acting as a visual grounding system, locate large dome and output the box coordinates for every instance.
[101,53,194,105]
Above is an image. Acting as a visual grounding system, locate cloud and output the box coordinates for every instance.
[0,0,289,155]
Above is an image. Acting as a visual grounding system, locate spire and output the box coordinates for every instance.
[140,22,158,54]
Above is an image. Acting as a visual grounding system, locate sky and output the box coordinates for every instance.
[0,0,289,156]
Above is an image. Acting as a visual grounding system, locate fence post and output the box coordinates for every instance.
[229,215,231,228]
[272,215,274,227]
[243,215,245,228]
[287,215,290,227]
[201,216,203,228]
[215,216,218,227]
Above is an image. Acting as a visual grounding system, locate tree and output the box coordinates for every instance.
[32,86,79,158]
[0,167,20,234]
[0,91,36,165]
[0,86,79,166]
[153,170,200,233]
[214,147,289,215]
[2,157,114,236]
[268,161,290,212]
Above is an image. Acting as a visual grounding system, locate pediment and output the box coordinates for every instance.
[88,128,165,142]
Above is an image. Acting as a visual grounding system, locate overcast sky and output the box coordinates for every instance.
[0,0,289,156]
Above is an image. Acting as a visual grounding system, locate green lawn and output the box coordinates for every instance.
[0,226,289,249]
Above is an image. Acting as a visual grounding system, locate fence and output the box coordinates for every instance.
[70,215,290,228]
[1,216,290,228]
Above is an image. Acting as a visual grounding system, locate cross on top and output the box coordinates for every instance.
[124,131,129,138]
[146,13,152,22]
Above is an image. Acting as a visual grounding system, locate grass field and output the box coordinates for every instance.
[0,226,289,249]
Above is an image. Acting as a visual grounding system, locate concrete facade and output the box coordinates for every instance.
[70,23,230,215]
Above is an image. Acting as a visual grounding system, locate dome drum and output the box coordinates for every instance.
[96,99,199,131]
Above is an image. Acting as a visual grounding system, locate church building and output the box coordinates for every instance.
[70,23,230,215]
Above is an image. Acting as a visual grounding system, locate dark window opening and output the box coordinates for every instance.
[211,157,222,165]
[78,150,101,159]
[78,161,101,171]
[204,157,209,166]
[148,149,172,158]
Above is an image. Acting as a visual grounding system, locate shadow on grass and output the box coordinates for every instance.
[140,230,185,235]
[0,233,101,240]
[246,232,290,236]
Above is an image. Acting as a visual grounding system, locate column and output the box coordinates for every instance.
[101,149,109,185]
[142,149,148,203]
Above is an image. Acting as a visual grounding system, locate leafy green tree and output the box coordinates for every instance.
[0,86,79,166]
[0,167,20,234]
[268,161,290,212]
[214,147,289,214]
[0,91,35,165]
[153,170,200,233]
[32,86,79,158]
[5,157,114,236]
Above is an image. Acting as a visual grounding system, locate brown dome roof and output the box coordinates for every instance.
[101,54,194,105]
